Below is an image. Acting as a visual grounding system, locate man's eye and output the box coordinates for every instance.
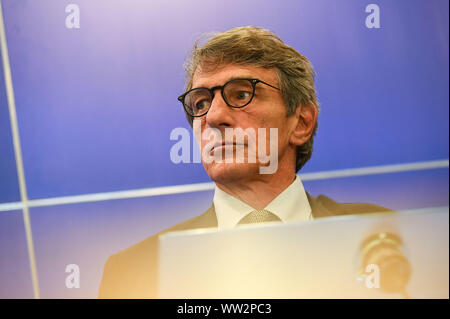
[195,99,210,110]
[235,91,252,100]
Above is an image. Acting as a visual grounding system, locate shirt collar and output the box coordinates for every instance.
[213,175,312,230]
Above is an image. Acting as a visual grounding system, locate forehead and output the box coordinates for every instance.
[191,64,278,88]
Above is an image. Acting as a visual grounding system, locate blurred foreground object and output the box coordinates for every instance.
[359,232,411,297]
[159,208,449,298]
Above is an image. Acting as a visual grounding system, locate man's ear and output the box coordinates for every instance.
[289,102,318,147]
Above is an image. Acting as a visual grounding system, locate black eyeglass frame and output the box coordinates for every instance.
[177,78,280,117]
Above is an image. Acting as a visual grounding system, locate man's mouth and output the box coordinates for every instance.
[210,142,246,152]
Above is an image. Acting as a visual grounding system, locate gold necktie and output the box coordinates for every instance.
[237,209,282,225]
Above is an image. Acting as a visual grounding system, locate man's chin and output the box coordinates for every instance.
[204,162,260,184]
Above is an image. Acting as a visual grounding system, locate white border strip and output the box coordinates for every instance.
[0,159,447,212]
[0,0,40,299]
[299,159,449,181]
[22,182,215,209]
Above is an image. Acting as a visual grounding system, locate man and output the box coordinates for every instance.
[98,26,390,298]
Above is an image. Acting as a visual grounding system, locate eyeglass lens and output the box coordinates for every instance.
[184,79,254,116]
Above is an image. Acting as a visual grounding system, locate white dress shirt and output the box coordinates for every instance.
[213,175,312,230]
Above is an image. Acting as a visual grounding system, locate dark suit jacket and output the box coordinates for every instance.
[98,192,391,298]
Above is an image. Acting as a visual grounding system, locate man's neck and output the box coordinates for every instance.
[215,167,297,210]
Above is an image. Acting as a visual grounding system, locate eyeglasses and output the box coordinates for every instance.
[178,78,280,117]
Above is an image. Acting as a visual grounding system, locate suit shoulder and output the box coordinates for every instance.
[315,194,393,216]
[108,208,212,264]
[98,207,216,298]
[98,233,159,298]
[115,205,217,259]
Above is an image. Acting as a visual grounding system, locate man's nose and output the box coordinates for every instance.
[205,91,233,128]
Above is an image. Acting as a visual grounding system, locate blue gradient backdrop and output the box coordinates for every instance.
[0,0,448,298]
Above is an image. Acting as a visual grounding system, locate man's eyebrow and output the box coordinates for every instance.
[192,75,255,89]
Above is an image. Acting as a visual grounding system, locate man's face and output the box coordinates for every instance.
[191,63,298,184]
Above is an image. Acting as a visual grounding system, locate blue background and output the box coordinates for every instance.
[0,0,448,298]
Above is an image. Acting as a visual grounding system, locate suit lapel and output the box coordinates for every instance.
[306,192,334,218]
[177,204,218,231]
[196,204,218,228]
